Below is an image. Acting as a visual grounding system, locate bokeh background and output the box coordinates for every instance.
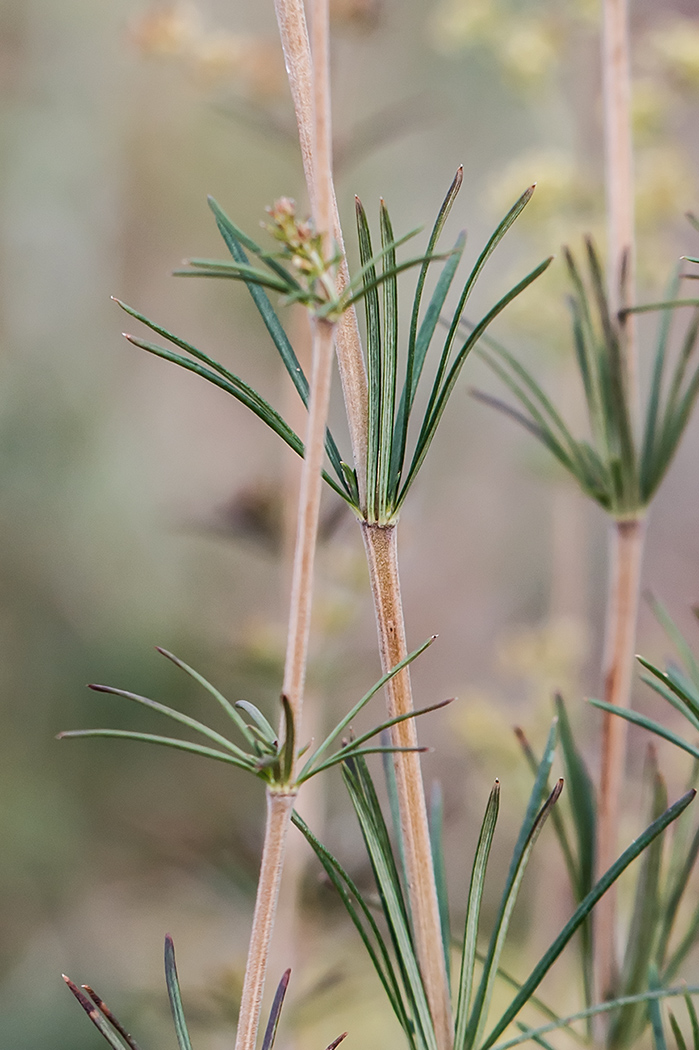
[2,0,699,1046]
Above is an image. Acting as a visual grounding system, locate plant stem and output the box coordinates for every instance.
[595,0,641,1017]
[234,790,297,1050]
[602,0,637,396]
[273,0,368,506]
[595,517,645,1005]
[362,522,454,1050]
[282,316,335,719]
[236,5,338,1047]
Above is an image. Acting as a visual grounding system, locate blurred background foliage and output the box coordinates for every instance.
[1,0,699,1046]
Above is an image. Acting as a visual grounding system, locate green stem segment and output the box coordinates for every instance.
[361,522,453,1050]
[234,790,297,1050]
[595,517,645,1005]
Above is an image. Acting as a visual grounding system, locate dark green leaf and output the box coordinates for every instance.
[481,789,696,1050]
[165,935,194,1050]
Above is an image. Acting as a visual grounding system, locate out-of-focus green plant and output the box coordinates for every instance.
[472,239,699,519]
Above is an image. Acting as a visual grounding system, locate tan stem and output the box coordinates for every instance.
[283,317,335,720]
[362,522,453,1050]
[602,0,637,400]
[234,790,297,1050]
[273,0,368,505]
[594,517,645,1006]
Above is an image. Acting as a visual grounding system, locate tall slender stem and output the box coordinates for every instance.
[234,792,297,1050]
[235,4,338,1048]
[595,517,645,1005]
[273,0,368,506]
[595,0,641,1014]
[362,522,454,1050]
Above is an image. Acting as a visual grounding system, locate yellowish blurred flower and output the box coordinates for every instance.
[129,2,285,98]
[635,146,696,232]
[496,20,560,91]
[450,689,521,769]
[129,1,203,56]
[652,18,699,91]
[487,148,597,237]
[632,79,673,144]
[430,0,497,55]
[497,616,589,700]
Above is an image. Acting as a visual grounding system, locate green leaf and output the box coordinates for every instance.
[487,987,699,1050]
[58,728,255,770]
[118,313,352,505]
[343,755,438,1050]
[399,255,553,509]
[393,169,464,497]
[554,696,596,1012]
[63,977,130,1050]
[378,199,399,522]
[291,810,415,1044]
[155,647,256,748]
[429,781,451,988]
[685,994,699,1050]
[236,700,278,746]
[590,698,699,763]
[202,204,350,494]
[670,1010,689,1050]
[297,636,435,782]
[649,968,669,1050]
[86,682,254,762]
[261,969,291,1050]
[164,935,194,1050]
[356,195,382,524]
[307,698,449,778]
[481,789,696,1050]
[454,780,500,1050]
[465,778,563,1050]
[649,596,699,692]
[610,753,667,1048]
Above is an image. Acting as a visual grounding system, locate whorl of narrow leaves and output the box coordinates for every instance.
[473,236,699,519]
[58,637,444,790]
[113,171,549,524]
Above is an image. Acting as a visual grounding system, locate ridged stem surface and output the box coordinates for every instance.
[234,791,296,1050]
[362,522,453,1050]
[595,518,645,1007]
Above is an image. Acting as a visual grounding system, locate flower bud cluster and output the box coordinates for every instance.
[265,198,341,314]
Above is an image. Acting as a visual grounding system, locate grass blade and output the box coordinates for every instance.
[429,781,451,988]
[155,647,256,747]
[343,755,438,1050]
[610,754,667,1047]
[63,976,130,1050]
[399,255,552,508]
[261,969,291,1050]
[297,637,435,781]
[58,728,255,769]
[481,789,696,1050]
[86,682,254,761]
[291,812,416,1044]
[356,196,381,523]
[82,987,143,1050]
[455,780,500,1050]
[466,779,564,1050]
[488,987,699,1050]
[164,935,194,1050]
[378,199,398,521]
